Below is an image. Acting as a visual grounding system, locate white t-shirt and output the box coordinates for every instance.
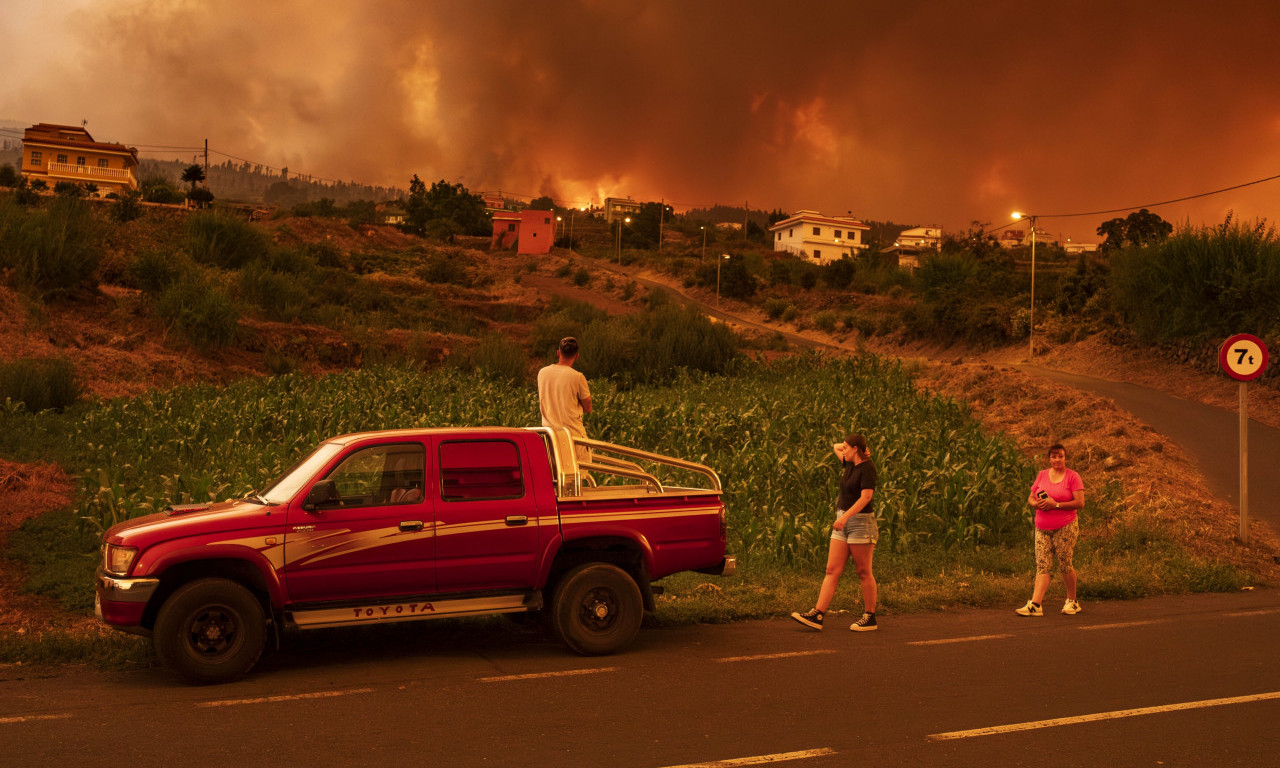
[537,363,590,438]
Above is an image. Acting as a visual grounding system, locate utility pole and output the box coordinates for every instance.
[203,139,209,184]
[658,198,664,255]
[743,200,749,238]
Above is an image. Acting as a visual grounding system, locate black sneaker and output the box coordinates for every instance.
[850,612,878,632]
[790,608,824,630]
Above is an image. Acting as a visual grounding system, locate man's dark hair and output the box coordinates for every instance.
[559,337,579,357]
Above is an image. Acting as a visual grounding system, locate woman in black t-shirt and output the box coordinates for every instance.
[790,433,880,632]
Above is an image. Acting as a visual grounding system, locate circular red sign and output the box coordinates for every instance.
[1219,333,1270,382]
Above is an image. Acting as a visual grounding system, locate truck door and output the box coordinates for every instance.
[284,441,436,603]
[432,436,542,592]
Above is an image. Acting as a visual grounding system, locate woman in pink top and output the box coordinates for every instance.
[1015,443,1085,617]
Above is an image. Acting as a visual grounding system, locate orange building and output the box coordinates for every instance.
[20,123,140,195]
[492,210,555,254]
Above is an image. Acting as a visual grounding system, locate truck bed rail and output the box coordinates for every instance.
[535,428,722,499]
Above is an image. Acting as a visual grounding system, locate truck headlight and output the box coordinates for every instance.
[104,544,138,576]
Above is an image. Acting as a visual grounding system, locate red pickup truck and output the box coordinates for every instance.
[95,427,734,684]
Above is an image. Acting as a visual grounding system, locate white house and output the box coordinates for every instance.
[895,226,942,251]
[768,210,870,264]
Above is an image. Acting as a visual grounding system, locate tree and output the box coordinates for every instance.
[528,196,556,211]
[1096,208,1173,251]
[181,164,207,192]
[0,163,19,187]
[402,175,489,238]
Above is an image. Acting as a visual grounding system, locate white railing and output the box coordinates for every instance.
[46,162,133,183]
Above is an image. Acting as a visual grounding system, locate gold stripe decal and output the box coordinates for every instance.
[292,594,529,629]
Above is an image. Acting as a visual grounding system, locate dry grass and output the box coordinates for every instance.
[914,360,1280,583]
[0,459,100,635]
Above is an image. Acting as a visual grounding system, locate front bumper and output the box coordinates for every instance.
[95,568,160,632]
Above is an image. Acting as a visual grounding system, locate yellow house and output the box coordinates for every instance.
[20,123,140,195]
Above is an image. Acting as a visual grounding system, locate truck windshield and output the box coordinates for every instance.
[259,442,344,504]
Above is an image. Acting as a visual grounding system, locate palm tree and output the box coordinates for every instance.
[180,163,206,192]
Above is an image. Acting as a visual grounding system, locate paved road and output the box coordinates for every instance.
[1020,365,1280,538]
[3,590,1278,767]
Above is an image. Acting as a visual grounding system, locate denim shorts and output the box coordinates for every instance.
[831,512,879,544]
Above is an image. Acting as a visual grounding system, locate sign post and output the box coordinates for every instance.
[1219,334,1270,544]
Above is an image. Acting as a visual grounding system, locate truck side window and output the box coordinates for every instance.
[325,443,425,507]
[439,440,524,501]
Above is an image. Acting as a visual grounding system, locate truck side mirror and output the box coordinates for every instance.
[303,479,340,512]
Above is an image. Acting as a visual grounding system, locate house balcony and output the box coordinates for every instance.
[45,162,135,186]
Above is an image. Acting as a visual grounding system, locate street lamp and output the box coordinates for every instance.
[716,253,730,308]
[700,225,707,261]
[1012,211,1038,357]
[616,216,631,263]
[556,215,563,248]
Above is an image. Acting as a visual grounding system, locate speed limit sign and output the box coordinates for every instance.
[1220,333,1269,382]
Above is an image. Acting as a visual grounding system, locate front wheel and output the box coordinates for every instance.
[549,563,643,656]
[153,578,266,685]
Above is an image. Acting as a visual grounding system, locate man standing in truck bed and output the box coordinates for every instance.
[538,336,593,461]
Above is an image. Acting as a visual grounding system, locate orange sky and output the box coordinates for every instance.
[4,0,1280,242]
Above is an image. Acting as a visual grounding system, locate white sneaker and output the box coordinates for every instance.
[1061,599,1082,615]
[1014,600,1043,617]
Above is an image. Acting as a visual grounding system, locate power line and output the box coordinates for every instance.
[1036,170,1280,219]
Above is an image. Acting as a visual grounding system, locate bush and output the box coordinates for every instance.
[0,194,102,296]
[129,248,190,295]
[139,175,185,204]
[530,297,609,357]
[111,190,142,223]
[813,310,838,333]
[0,357,79,412]
[186,187,215,209]
[573,267,590,286]
[1109,219,1280,343]
[418,251,472,286]
[454,333,530,383]
[577,302,740,387]
[187,211,272,269]
[154,274,240,349]
[239,259,314,321]
[53,181,84,198]
[764,297,789,320]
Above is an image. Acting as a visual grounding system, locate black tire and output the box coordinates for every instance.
[153,578,266,685]
[549,563,643,656]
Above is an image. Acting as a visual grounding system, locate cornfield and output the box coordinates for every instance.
[69,354,1034,566]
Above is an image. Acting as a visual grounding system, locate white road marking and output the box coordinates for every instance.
[479,667,617,682]
[659,748,837,767]
[0,714,73,724]
[196,688,373,708]
[1077,619,1166,631]
[909,634,1011,646]
[716,650,838,663]
[1225,608,1280,617]
[928,690,1280,740]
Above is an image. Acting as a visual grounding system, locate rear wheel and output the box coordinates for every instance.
[550,563,643,655]
[153,578,266,685]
